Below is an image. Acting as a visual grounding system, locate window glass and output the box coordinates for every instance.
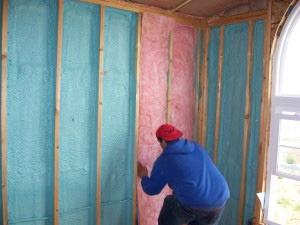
[268,176,300,225]
[277,146,300,176]
[279,119,300,148]
[280,16,300,96]
[277,120,300,176]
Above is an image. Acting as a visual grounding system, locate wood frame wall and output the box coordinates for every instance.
[167,32,174,124]
[198,27,210,146]
[96,5,105,225]
[239,20,254,225]
[1,0,272,225]
[193,27,202,141]
[199,9,270,225]
[1,0,8,224]
[0,1,143,225]
[54,0,64,224]
[80,0,204,27]
[132,12,141,225]
[213,25,224,164]
[254,1,272,224]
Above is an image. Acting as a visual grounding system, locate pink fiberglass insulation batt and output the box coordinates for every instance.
[137,12,175,225]
[137,12,197,225]
[170,23,197,140]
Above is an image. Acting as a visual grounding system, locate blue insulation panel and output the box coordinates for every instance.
[217,23,249,225]
[6,0,57,224]
[206,27,220,157]
[243,20,264,225]
[59,1,99,225]
[100,7,137,225]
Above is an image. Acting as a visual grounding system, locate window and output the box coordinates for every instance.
[265,2,300,225]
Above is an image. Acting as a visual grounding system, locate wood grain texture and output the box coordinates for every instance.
[54,0,64,224]
[132,12,141,225]
[254,0,272,224]
[1,0,8,224]
[213,26,224,164]
[238,20,253,225]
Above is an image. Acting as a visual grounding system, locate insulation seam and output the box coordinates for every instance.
[59,205,95,217]
[10,217,51,224]
[101,198,132,206]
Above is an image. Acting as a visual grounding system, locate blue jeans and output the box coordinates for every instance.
[158,195,224,225]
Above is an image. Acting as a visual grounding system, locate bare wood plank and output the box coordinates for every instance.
[193,28,201,141]
[54,0,64,224]
[213,26,224,164]
[132,13,141,225]
[238,20,253,225]
[79,0,204,27]
[254,0,272,224]
[96,5,105,225]
[198,28,210,145]
[167,32,174,124]
[207,10,268,28]
[1,0,8,224]
[170,0,193,13]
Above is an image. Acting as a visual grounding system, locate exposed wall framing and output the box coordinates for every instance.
[238,20,254,225]
[0,0,273,224]
[167,32,174,124]
[193,28,202,141]
[1,0,8,224]
[1,1,139,225]
[54,0,64,224]
[202,9,269,225]
[132,12,141,225]
[254,0,272,224]
[207,10,268,27]
[198,28,210,146]
[96,5,105,225]
[213,26,224,164]
[80,0,204,27]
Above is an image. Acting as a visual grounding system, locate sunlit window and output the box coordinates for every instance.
[278,12,300,97]
[265,2,300,225]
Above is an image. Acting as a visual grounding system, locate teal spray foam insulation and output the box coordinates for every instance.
[0,0,3,221]
[6,0,57,224]
[243,20,264,225]
[7,0,57,224]
[206,27,220,158]
[59,1,99,224]
[217,23,249,225]
[100,7,137,225]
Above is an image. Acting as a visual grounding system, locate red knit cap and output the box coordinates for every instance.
[156,124,183,141]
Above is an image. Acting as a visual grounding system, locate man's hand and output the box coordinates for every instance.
[137,162,148,178]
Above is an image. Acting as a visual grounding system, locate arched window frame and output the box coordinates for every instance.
[265,1,300,225]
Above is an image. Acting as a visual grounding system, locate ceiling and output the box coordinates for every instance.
[126,0,268,18]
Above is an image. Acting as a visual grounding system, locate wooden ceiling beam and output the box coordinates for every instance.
[207,10,268,27]
[79,0,205,27]
[170,0,193,13]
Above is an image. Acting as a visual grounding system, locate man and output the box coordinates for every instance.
[137,124,230,225]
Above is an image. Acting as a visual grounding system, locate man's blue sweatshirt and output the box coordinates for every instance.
[141,138,230,210]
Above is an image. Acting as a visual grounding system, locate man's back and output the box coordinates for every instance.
[157,139,230,210]
[138,124,230,225]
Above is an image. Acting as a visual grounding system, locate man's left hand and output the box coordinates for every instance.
[137,162,148,178]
